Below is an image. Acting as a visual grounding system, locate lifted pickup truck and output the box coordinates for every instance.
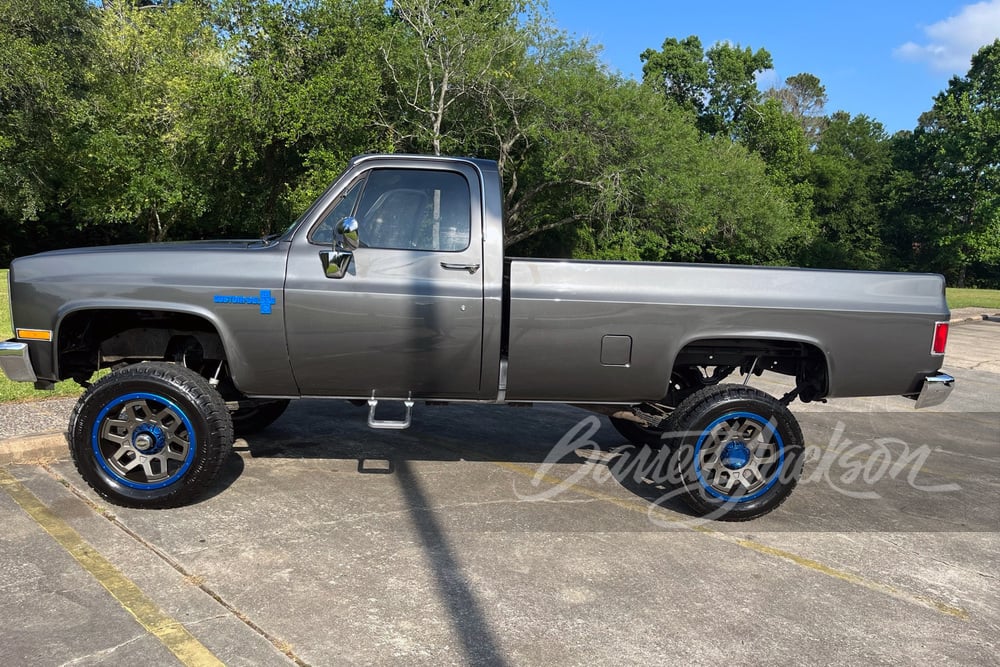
[1,154,954,519]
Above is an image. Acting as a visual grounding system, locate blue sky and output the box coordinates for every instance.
[543,0,1000,134]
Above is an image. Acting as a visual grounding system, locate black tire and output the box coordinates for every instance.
[663,384,804,521]
[231,399,290,436]
[68,362,234,509]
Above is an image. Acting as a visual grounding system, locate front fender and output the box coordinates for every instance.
[52,298,298,397]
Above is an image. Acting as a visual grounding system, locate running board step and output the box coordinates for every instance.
[367,393,414,430]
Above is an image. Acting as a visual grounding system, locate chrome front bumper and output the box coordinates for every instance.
[0,341,37,383]
[915,372,954,409]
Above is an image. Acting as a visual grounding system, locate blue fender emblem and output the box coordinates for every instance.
[213,290,277,315]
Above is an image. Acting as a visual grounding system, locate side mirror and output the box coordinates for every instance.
[320,216,360,279]
[336,216,360,251]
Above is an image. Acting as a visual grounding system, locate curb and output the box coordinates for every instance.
[0,431,68,466]
[950,313,1000,325]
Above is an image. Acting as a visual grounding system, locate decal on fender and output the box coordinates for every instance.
[213,290,276,315]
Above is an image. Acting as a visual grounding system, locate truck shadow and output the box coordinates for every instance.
[218,398,695,518]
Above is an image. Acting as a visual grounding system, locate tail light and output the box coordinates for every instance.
[931,322,949,355]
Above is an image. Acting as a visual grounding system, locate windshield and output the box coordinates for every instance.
[280,197,324,239]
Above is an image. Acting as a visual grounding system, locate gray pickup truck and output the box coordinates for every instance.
[1,154,954,519]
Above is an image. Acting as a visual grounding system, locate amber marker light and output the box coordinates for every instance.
[16,328,52,342]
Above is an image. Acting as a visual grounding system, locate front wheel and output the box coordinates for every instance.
[664,384,804,521]
[69,362,234,508]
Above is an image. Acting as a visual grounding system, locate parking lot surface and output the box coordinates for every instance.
[1,321,998,665]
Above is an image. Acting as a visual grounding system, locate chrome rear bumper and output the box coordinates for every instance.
[915,373,954,409]
[0,341,37,383]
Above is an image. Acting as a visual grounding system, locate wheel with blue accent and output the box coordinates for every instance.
[69,362,233,508]
[664,384,804,521]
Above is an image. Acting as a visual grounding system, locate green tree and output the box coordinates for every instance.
[381,0,530,157]
[894,40,1000,286]
[68,1,228,242]
[766,72,828,144]
[806,111,891,269]
[205,0,389,228]
[380,1,650,249]
[640,36,773,137]
[737,98,814,243]
[0,0,96,236]
[640,35,709,115]
[700,42,773,136]
[517,77,811,265]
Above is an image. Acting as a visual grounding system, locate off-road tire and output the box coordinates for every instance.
[69,362,233,508]
[663,384,805,521]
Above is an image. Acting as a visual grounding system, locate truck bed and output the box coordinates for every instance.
[503,258,948,402]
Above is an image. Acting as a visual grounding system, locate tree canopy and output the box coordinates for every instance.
[0,1,996,286]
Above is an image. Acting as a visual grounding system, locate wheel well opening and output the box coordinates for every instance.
[672,338,829,403]
[57,309,226,384]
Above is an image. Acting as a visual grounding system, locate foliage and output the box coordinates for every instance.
[765,73,828,144]
[889,40,1000,286]
[640,35,709,115]
[70,2,226,242]
[381,0,528,157]
[0,0,100,261]
[640,35,773,137]
[208,0,389,227]
[804,111,892,270]
[0,3,996,286]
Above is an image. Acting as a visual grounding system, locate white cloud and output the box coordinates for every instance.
[894,0,1000,73]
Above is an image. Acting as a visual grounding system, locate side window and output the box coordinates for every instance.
[309,177,365,245]
[355,169,471,252]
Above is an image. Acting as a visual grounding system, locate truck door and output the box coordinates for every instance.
[283,162,485,398]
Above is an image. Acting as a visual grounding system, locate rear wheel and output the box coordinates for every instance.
[69,362,233,508]
[663,384,804,521]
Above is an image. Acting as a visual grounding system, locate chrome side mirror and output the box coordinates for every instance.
[336,216,360,251]
[320,216,360,279]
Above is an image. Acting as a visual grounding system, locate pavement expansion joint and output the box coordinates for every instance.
[38,464,313,667]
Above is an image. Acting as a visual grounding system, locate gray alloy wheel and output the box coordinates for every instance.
[663,384,805,521]
[69,362,233,508]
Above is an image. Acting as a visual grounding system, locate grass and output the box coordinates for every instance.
[946,287,1000,310]
[0,269,84,403]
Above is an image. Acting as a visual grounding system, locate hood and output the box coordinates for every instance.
[30,239,274,258]
[10,237,289,286]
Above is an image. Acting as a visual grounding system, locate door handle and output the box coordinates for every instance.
[440,262,481,274]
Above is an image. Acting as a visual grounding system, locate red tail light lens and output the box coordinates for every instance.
[932,322,949,355]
